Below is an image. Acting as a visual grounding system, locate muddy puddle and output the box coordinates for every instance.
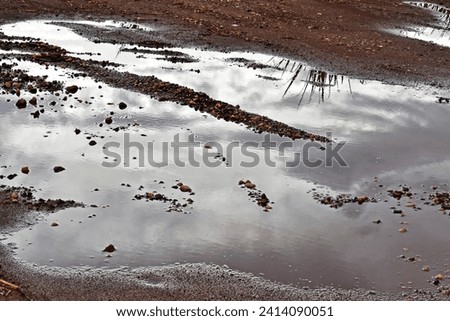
[388,2,450,48]
[1,19,450,293]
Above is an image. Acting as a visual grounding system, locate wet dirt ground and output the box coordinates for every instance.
[0,0,449,88]
[1,1,450,301]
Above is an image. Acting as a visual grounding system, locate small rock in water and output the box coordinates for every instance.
[399,227,408,233]
[435,274,445,280]
[245,180,256,189]
[53,166,66,173]
[180,185,192,193]
[66,85,79,94]
[258,193,270,207]
[7,174,17,180]
[422,266,430,272]
[105,117,113,125]
[389,190,404,200]
[31,110,40,118]
[16,98,27,109]
[51,222,59,227]
[146,192,154,199]
[245,182,256,189]
[357,196,369,204]
[89,140,97,146]
[118,102,127,110]
[29,97,37,106]
[21,166,30,174]
[103,244,116,253]
[74,128,81,135]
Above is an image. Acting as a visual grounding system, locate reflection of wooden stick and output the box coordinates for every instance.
[0,278,19,290]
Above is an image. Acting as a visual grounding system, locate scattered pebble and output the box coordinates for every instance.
[7,174,17,180]
[179,185,192,193]
[103,244,116,253]
[66,85,79,94]
[53,166,66,173]
[245,182,256,189]
[357,195,369,204]
[435,274,445,280]
[15,98,27,109]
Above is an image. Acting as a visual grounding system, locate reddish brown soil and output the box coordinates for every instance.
[0,0,449,87]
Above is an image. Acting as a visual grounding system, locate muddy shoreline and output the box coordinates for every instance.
[0,190,443,301]
[1,0,450,301]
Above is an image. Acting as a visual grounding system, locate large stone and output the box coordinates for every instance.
[66,85,79,94]
[103,244,116,253]
[16,98,27,109]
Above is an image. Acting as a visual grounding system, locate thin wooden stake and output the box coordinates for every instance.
[0,278,19,290]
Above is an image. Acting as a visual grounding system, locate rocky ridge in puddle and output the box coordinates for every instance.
[0,186,83,216]
[0,28,330,143]
[238,179,273,212]
[133,180,195,214]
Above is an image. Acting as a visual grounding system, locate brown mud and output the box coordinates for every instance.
[0,0,449,88]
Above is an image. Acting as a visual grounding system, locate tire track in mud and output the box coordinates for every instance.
[53,56,331,143]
